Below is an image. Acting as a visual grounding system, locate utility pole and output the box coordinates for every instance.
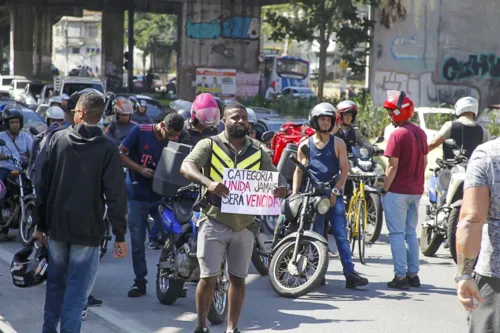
[127,3,134,93]
[65,18,69,76]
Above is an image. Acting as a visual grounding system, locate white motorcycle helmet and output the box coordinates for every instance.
[454,97,479,118]
[247,108,257,124]
[45,106,65,122]
[49,96,62,107]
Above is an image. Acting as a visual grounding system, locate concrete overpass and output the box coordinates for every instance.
[0,0,287,99]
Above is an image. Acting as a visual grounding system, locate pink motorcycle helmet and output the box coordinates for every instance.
[191,93,221,127]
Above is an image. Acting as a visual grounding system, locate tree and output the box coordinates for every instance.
[265,0,375,100]
[124,13,177,74]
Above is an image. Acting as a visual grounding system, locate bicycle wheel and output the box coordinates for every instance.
[357,200,367,265]
[348,202,357,255]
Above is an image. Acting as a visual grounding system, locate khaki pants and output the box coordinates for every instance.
[197,217,255,278]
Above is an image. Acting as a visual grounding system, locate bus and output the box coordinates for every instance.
[261,55,311,95]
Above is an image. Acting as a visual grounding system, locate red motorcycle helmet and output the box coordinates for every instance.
[383,90,414,123]
[336,100,358,124]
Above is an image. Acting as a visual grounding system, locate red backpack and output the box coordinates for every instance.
[270,122,315,166]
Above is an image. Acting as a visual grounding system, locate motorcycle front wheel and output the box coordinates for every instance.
[420,226,444,257]
[207,263,229,325]
[19,200,35,246]
[365,193,383,243]
[447,206,460,264]
[269,238,328,298]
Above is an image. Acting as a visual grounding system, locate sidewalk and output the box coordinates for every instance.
[0,258,122,333]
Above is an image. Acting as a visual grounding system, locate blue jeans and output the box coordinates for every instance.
[128,199,162,283]
[382,192,421,278]
[42,239,100,333]
[313,198,355,275]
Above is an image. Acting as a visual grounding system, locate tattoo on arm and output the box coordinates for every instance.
[457,256,476,275]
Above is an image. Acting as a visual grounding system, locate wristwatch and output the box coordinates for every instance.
[332,188,341,196]
[454,273,474,283]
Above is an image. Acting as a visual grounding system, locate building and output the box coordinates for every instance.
[52,11,102,76]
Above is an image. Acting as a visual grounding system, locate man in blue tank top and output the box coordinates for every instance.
[292,102,369,289]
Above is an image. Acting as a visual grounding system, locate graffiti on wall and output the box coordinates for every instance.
[390,35,438,61]
[211,43,235,59]
[442,53,500,81]
[186,16,260,40]
[373,70,480,107]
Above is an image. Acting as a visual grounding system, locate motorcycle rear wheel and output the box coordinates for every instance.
[19,200,35,246]
[269,238,328,298]
[420,226,444,257]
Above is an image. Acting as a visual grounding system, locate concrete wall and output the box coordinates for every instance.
[178,0,262,100]
[370,0,500,110]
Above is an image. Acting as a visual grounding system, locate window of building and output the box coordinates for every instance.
[87,25,98,38]
[67,24,82,38]
[72,48,80,54]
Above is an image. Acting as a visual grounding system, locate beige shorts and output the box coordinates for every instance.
[197,217,255,278]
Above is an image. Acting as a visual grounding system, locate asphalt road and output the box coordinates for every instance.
[0,198,468,333]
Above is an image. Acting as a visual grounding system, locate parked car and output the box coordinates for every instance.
[254,116,308,141]
[13,81,45,110]
[248,106,280,120]
[383,107,455,143]
[35,104,50,118]
[279,87,317,100]
[37,85,54,106]
[0,75,27,90]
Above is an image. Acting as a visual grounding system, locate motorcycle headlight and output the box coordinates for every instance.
[358,160,373,172]
[314,197,331,215]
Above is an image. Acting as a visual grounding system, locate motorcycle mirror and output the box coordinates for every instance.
[261,131,275,143]
[444,138,458,147]
[374,136,384,144]
[29,127,39,136]
[0,139,5,146]
[300,144,310,158]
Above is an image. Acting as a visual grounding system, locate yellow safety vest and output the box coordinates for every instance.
[205,136,262,207]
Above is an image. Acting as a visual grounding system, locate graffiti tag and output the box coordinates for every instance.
[442,54,500,81]
[186,16,260,40]
[211,43,235,59]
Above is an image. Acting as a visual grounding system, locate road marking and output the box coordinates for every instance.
[0,246,154,333]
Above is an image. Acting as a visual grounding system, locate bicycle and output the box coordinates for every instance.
[346,173,381,264]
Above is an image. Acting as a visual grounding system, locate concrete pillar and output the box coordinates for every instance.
[101,4,125,92]
[178,0,262,101]
[9,2,35,78]
[33,8,53,79]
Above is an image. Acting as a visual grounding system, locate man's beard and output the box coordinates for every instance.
[227,124,248,139]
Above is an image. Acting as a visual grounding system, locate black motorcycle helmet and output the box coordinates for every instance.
[11,239,49,288]
[177,108,191,121]
[67,88,104,112]
[214,97,225,117]
[1,104,24,130]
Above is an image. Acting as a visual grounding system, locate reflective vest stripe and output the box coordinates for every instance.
[236,150,261,170]
[212,142,233,167]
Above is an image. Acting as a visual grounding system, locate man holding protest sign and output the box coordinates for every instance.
[293,102,369,289]
[181,103,287,333]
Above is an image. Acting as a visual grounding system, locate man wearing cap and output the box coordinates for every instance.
[132,100,154,124]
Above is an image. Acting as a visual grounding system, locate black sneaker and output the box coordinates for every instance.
[194,327,210,333]
[87,295,103,307]
[407,274,421,287]
[148,241,160,250]
[225,328,240,333]
[345,272,369,289]
[128,282,147,297]
[82,307,88,320]
[387,276,410,290]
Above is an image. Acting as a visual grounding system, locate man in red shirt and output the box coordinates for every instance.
[381,91,428,290]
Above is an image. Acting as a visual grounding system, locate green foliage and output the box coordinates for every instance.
[124,13,177,62]
[264,0,376,99]
[486,112,500,138]
[239,91,388,139]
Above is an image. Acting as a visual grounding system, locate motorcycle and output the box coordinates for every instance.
[420,138,468,261]
[268,146,332,298]
[0,139,36,245]
[155,184,228,325]
[347,137,385,243]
